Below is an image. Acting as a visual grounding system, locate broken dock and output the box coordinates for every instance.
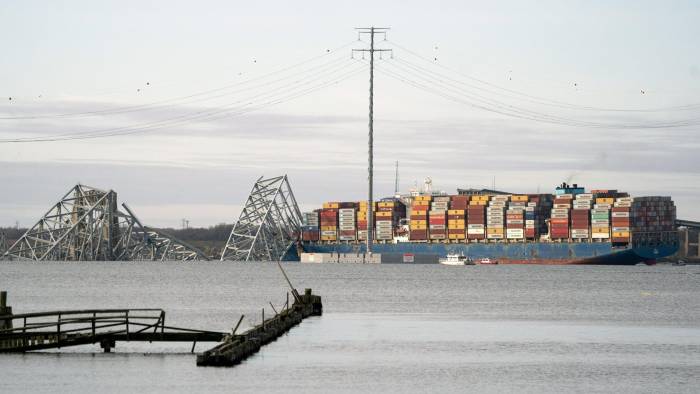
[196,288,322,367]
[0,291,225,353]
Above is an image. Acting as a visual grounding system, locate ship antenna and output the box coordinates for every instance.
[394,160,399,196]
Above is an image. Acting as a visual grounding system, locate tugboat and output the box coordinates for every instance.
[439,253,475,266]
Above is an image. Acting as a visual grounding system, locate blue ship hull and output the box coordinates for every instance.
[296,241,678,265]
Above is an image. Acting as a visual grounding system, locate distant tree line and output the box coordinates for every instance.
[154,223,233,242]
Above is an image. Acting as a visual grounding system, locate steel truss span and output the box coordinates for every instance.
[221,175,303,261]
[1,184,207,262]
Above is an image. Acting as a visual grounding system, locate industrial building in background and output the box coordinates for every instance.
[220,175,303,261]
[1,184,207,261]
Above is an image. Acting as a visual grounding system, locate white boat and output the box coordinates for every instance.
[439,253,475,266]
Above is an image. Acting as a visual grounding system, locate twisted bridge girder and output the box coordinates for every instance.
[221,175,303,261]
[2,184,208,262]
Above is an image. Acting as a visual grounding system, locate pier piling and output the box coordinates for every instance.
[196,289,322,367]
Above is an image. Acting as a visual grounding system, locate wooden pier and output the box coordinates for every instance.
[196,288,322,367]
[0,292,225,353]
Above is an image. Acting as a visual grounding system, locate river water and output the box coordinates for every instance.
[1,262,699,393]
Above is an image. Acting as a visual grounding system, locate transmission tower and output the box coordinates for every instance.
[353,27,392,255]
[220,175,303,261]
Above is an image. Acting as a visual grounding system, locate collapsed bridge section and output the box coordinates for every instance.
[220,175,303,261]
[1,184,207,262]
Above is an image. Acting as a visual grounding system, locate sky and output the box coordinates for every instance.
[1,0,699,228]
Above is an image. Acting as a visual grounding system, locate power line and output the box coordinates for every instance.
[373,58,700,128]
[0,60,366,143]
[0,40,358,120]
[387,39,700,113]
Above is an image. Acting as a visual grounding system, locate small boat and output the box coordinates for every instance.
[477,257,499,265]
[672,260,686,266]
[439,253,475,266]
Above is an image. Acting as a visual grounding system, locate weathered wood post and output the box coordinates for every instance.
[1,291,13,330]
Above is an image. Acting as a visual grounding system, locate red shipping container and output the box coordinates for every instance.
[412,205,429,211]
[468,234,485,240]
[409,230,428,240]
[550,218,569,225]
[612,207,630,212]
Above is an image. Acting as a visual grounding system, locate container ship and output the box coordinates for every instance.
[298,183,679,265]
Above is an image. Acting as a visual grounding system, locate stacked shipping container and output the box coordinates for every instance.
[468,195,488,240]
[338,203,357,241]
[592,197,613,240]
[550,194,572,239]
[410,196,430,241]
[320,202,339,241]
[507,195,527,240]
[630,197,676,233]
[305,188,672,247]
[301,211,320,241]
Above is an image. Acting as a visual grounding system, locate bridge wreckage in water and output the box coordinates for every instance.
[1,184,207,261]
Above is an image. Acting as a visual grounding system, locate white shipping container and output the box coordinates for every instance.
[487,233,504,239]
[572,233,589,239]
[592,232,610,239]
[492,196,510,202]
[553,203,571,209]
[591,219,610,225]
[571,229,589,234]
[551,208,569,214]
[507,219,524,224]
[614,202,632,207]
[467,224,485,230]
[594,204,612,209]
[591,209,610,214]
[429,224,446,230]
[525,224,536,229]
[616,197,634,203]
[321,230,337,236]
[576,193,594,199]
[612,227,630,232]
[467,229,485,234]
[551,213,569,219]
[612,212,630,218]
[557,193,574,199]
[527,202,537,207]
[339,226,355,231]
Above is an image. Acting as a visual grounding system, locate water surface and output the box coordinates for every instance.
[1,262,698,393]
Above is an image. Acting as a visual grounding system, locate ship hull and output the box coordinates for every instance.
[298,241,678,265]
